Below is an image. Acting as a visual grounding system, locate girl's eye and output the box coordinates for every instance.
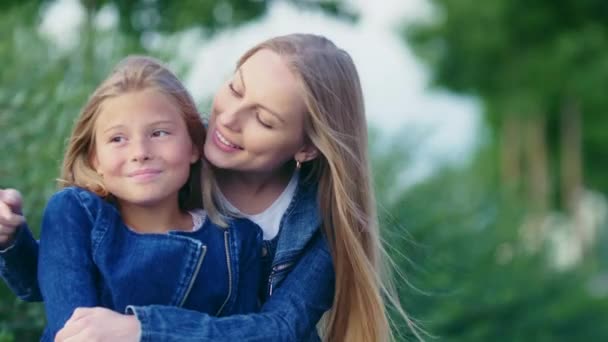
[152,130,170,137]
[110,136,126,143]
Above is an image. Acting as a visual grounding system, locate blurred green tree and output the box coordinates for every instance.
[0,0,356,44]
[373,135,608,341]
[405,0,608,217]
[399,1,608,340]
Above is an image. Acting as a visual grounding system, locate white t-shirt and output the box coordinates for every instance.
[124,209,206,233]
[219,171,299,240]
[190,209,207,232]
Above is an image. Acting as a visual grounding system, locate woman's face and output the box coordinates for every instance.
[204,49,313,174]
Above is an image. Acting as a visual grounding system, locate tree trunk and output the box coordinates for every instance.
[524,114,550,214]
[500,114,523,191]
[560,98,589,250]
[560,99,583,215]
[519,114,551,249]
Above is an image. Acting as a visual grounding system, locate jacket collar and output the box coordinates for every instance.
[273,175,321,265]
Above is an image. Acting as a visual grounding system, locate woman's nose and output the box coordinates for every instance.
[216,106,245,132]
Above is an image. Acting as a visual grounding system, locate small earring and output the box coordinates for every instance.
[296,160,302,169]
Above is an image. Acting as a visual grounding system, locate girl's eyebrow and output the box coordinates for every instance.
[237,68,286,124]
[146,120,177,127]
[102,124,126,134]
[102,120,177,134]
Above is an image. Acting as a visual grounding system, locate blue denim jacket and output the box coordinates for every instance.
[35,187,262,340]
[0,177,335,341]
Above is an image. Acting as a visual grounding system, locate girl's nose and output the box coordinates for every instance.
[130,139,153,162]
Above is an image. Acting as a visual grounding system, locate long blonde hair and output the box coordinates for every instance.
[233,34,418,341]
[60,55,213,213]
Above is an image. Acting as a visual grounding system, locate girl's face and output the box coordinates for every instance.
[204,49,314,175]
[92,89,199,208]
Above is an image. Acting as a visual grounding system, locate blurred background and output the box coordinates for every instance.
[1,0,607,340]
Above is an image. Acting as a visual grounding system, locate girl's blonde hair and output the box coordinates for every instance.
[60,55,213,213]
[229,34,419,341]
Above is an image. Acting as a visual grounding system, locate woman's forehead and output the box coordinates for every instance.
[238,50,306,118]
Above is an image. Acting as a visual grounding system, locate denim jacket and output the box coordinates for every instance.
[0,176,335,341]
[35,187,262,340]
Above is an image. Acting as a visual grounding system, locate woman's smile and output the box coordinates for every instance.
[212,128,243,152]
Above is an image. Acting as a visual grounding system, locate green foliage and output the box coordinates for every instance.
[12,0,357,45]
[373,138,608,340]
[404,0,608,198]
[397,0,608,338]
[405,0,608,100]
[110,0,356,38]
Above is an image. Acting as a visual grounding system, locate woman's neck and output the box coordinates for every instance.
[117,198,191,234]
[217,166,295,215]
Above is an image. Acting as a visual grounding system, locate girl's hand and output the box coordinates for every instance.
[0,189,25,249]
[55,307,142,342]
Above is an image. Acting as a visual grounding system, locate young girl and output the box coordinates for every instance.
[27,56,263,340]
[0,34,419,341]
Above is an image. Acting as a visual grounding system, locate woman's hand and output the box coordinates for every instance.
[0,189,25,248]
[55,307,142,342]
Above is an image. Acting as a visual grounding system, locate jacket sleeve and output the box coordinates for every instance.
[128,232,334,342]
[0,223,42,302]
[38,190,101,337]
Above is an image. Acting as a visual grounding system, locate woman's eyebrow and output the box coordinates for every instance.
[238,68,247,92]
[238,68,285,124]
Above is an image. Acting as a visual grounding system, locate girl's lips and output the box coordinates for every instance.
[212,128,243,152]
[128,169,162,182]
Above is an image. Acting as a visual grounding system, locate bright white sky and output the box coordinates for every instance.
[40,0,481,186]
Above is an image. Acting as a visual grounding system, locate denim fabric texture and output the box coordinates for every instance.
[36,187,262,341]
[128,177,335,341]
[0,225,40,301]
[0,175,335,341]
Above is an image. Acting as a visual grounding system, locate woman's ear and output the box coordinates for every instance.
[294,144,319,163]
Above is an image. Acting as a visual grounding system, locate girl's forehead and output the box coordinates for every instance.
[94,90,184,129]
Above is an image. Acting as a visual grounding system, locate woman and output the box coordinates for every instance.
[0,33,414,341]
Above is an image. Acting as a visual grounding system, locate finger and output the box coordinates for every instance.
[0,225,17,237]
[60,327,94,342]
[0,201,11,220]
[64,332,95,342]
[0,189,22,214]
[0,202,24,228]
[55,324,78,342]
[57,315,88,342]
[68,307,94,323]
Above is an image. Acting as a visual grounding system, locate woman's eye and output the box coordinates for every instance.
[152,130,169,137]
[256,114,272,129]
[228,83,241,97]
